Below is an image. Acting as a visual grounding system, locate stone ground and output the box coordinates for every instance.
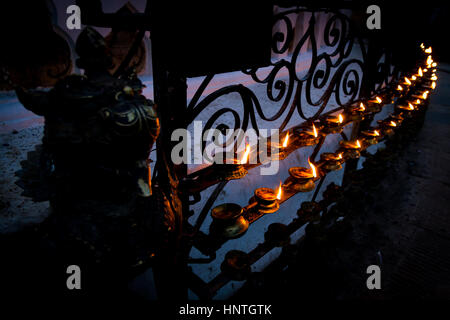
[234,65,450,301]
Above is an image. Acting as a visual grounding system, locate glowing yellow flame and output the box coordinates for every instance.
[359,102,366,111]
[404,77,412,85]
[338,114,344,124]
[338,153,343,159]
[313,124,318,138]
[422,91,428,99]
[276,182,282,200]
[432,81,436,89]
[408,102,415,110]
[376,96,382,103]
[425,47,432,54]
[356,140,361,148]
[308,158,317,178]
[418,67,423,77]
[374,130,380,136]
[420,43,424,49]
[411,75,417,81]
[240,143,250,164]
[390,121,397,127]
[282,133,289,148]
[397,85,403,91]
[431,75,437,81]
[432,62,437,67]
[424,68,428,72]
[427,55,433,66]
[415,99,421,104]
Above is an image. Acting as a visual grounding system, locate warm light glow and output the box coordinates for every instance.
[427,55,433,66]
[431,75,437,81]
[374,130,380,136]
[338,153,343,159]
[422,91,428,99]
[359,102,366,111]
[308,158,317,178]
[404,77,411,85]
[415,99,421,104]
[338,114,344,123]
[240,143,250,164]
[420,43,424,49]
[356,140,361,148]
[432,81,436,89]
[390,121,397,127]
[408,102,415,110]
[411,75,417,81]
[432,62,437,67]
[418,67,423,77]
[425,47,432,54]
[312,124,318,138]
[276,182,282,200]
[424,68,428,72]
[376,96,382,103]
[397,85,403,91]
[282,133,289,148]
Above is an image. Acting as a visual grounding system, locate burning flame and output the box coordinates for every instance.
[338,152,343,159]
[432,62,437,67]
[308,158,317,178]
[432,81,436,89]
[282,133,289,148]
[359,102,366,111]
[418,67,423,77]
[408,102,415,110]
[404,77,412,85]
[420,43,424,49]
[276,182,282,200]
[356,140,361,148]
[374,130,380,136]
[312,124,318,138]
[240,143,250,164]
[390,121,397,127]
[424,68,428,72]
[411,75,417,81]
[422,91,428,99]
[427,55,433,66]
[338,114,344,124]
[376,96,382,103]
[431,75,437,81]
[397,85,403,91]
[415,99,421,104]
[425,47,432,54]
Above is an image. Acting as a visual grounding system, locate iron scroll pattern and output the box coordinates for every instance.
[184,8,399,158]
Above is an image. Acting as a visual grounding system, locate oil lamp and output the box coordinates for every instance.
[365,96,383,113]
[293,123,320,146]
[377,119,397,136]
[323,113,344,134]
[220,250,251,281]
[404,77,412,86]
[254,186,280,214]
[361,129,381,145]
[209,203,249,239]
[320,152,344,171]
[339,139,361,159]
[396,102,415,116]
[212,152,248,181]
[286,159,317,192]
[347,102,366,121]
[264,223,290,247]
[270,132,291,160]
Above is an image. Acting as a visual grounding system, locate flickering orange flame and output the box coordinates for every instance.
[425,47,432,54]
[240,143,250,164]
[404,77,412,85]
[376,96,382,103]
[432,81,436,89]
[424,68,428,72]
[356,140,361,148]
[308,158,317,178]
[408,102,415,110]
[276,182,282,200]
[397,85,403,91]
[422,91,428,99]
[418,67,423,77]
[427,55,433,66]
[431,75,437,81]
[390,121,397,127]
[313,124,318,138]
[432,62,437,67]
[411,75,417,81]
[359,102,366,111]
[420,43,425,49]
[374,130,380,136]
[338,152,343,159]
[338,114,344,123]
[282,133,289,148]
[415,99,421,104]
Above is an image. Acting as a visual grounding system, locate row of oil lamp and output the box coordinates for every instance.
[209,44,438,240]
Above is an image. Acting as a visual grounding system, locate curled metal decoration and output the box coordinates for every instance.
[185,8,396,155]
